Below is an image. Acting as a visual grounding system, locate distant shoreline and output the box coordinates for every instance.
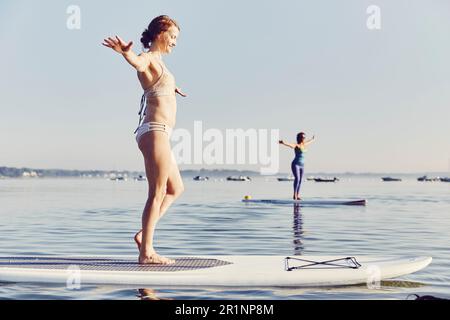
[1,166,448,179]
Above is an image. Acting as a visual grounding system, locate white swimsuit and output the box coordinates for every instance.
[133,59,177,163]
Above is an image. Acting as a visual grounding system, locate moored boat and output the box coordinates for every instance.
[277,176,295,181]
[193,175,209,181]
[382,177,402,182]
[417,175,440,182]
[314,177,339,183]
[227,175,251,181]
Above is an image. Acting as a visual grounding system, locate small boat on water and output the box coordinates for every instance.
[381,177,402,182]
[111,176,127,181]
[277,176,295,181]
[134,175,146,181]
[417,175,440,182]
[227,175,251,182]
[193,176,209,181]
[314,177,339,183]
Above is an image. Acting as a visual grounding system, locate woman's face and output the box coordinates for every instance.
[157,26,179,54]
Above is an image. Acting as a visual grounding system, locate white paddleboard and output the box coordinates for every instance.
[242,199,367,206]
[0,255,431,287]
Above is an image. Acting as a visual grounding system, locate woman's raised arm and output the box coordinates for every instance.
[304,135,316,146]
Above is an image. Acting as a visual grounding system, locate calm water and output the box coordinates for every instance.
[0,176,449,300]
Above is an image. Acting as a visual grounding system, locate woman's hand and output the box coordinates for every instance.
[305,135,316,146]
[175,87,187,97]
[102,35,133,55]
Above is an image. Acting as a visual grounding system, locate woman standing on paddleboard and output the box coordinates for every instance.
[279,132,315,200]
[102,15,186,264]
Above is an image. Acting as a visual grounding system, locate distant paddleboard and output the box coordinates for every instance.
[0,255,431,287]
[242,198,367,206]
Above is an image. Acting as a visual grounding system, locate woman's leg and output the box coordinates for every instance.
[296,166,304,197]
[158,154,184,220]
[291,162,301,200]
[135,155,184,250]
[137,131,174,264]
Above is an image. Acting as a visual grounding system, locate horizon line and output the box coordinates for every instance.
[1,165,448,176]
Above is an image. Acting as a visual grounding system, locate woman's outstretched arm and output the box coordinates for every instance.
[102,35,151,72]
[279,140,297,149]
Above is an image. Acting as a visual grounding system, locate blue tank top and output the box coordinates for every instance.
[293,146,305,166]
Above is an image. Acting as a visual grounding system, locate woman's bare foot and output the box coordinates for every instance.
[134,231,143,251]
[139,252,175,265]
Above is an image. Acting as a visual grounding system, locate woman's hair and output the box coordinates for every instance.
[296,132,306,144]
[140,15,180,49]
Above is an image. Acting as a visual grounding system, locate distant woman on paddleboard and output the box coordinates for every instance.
[279,132,315,200]
[102,15,186,265]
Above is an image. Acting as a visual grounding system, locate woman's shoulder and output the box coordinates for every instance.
[139,51,159,64]
[137,52,161,75]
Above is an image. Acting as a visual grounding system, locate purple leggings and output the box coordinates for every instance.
[291,162,304,194]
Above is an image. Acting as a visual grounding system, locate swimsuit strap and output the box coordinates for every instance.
[134,93,145,133]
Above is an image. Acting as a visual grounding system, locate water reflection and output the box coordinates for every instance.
[292,204,304,255]
[137,288,172,300]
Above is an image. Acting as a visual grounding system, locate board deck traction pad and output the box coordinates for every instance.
[0,256,232,272]
[0,256,364,272]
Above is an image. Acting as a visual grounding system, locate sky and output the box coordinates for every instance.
[0,0,449,174]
